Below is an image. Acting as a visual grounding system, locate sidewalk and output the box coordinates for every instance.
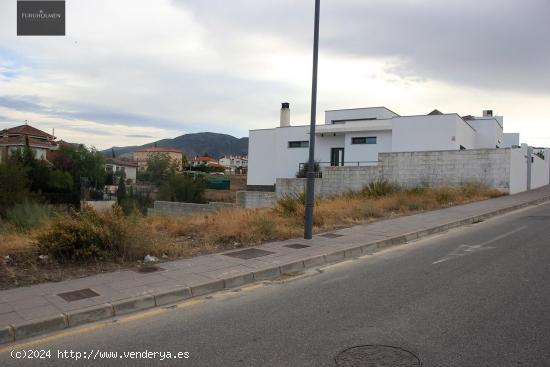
[2,185,550,345]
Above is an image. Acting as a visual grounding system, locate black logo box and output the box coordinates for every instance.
[17,1,65,36]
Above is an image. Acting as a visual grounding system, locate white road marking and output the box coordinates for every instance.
[432,225,528,264]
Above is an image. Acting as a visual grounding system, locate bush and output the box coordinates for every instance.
[296,161,320,178]
[4,201,52,232]
[0,163,31,216]
[276,193,306,217]
[36,205,148,262]
[361,180,398,198]
[433,187,458,204]
[158,175,206,203]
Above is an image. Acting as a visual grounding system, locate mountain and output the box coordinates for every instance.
[102,132,249,159]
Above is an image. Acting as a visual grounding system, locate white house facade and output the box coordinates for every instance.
[219,155,248,174]
[247,104,521,188]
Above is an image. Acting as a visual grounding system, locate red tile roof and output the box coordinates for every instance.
[105,157,138,167]
[0,135,58,149]
[3,125,55,139]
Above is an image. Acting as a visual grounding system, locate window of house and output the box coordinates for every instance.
[351,136,377,145]
[288,141,309,148]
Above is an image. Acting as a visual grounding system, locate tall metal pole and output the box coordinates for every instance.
[304,0,320,239]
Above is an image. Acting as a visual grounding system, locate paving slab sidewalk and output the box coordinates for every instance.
[2,185,550,345]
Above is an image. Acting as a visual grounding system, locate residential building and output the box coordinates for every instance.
[219,155,248,174]
[133,147,184,172]
[247,104,521,188]
[104,157,138,182]
[0,124,59,163]
[191,156,222,168]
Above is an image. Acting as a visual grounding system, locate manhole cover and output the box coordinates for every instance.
[335,345,421,367]
[58,288,100,302]
[284,243,311,249]
[320,233,343,238]
[223,248,274,259]
[135,265,165,273]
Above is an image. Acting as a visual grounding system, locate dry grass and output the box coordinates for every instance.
[0,183,504,289]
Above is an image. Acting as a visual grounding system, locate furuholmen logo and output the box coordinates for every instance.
[17,1,65,36]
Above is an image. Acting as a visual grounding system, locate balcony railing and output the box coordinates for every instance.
[297,161,378,178]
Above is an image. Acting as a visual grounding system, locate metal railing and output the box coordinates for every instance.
[297,161,378,178]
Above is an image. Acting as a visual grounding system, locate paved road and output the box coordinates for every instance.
[2,203,550,366]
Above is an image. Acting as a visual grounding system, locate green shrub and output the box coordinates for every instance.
[158,175,206,203]
[361,180,398,198]
[253,216,276,239]
[276,193,305,217]
[434,187,458,204]
[36,205,148,262]
[4,201,52,232]
[296,161,320,178]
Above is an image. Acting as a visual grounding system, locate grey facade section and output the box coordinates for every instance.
[148,201,235,216]
[236,191,277,208]
[277,149,512,198]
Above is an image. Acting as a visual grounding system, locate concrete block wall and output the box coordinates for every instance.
[147,201,235,216]
[277,148,514,198]
[379,149,511,190]
[236,191,277,208]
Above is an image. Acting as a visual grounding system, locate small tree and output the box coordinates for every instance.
[296,161,321,178]
[534,151,545,160]
[116,172,127,204]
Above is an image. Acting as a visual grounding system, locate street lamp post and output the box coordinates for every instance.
[304,0,320,239]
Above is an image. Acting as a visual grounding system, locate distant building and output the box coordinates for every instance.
[133,147,184,172]
[104,158,138,182]
[191,156,221,168]
[0,124,59,163]
[219,155,248,174]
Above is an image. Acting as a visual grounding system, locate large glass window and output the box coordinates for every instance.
[288,141,309,148]
[351,136,377,144]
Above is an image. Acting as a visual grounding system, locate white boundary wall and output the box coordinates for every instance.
[276,148,549,199]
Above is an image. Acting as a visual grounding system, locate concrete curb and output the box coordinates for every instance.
[66,304,114,327]
[2,194,550,345]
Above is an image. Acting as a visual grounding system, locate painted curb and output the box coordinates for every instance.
[0,325,14,344]
[153,287,192,307]
[252,267,281,281]
[190,280,224,297]
[224,273,254,289]
[66,304,114,327]
[13,315,67,340]
[2,193,549,345]
[111,295,155,316]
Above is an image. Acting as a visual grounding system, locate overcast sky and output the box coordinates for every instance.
[1,0,549,149]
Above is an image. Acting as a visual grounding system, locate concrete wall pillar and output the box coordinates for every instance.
[526,146,532,190]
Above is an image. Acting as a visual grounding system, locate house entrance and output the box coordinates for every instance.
[330,148,345,166]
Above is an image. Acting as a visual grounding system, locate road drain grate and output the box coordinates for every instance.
[58,288,100,302]
[284,243,311,249]
[319,233,343,238]
[335,345,421,366]
[223,248,275,259]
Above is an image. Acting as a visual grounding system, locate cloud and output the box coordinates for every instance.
[0,0,548,148]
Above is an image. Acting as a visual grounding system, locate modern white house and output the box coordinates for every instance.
[219,155,248,174]
[247,104,521,189]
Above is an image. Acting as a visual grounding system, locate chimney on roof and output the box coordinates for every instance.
[483,110,493,117]
[280,102,290,127]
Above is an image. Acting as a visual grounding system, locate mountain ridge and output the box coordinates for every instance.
[102,132,249,159]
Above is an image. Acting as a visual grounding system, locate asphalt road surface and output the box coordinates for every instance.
[2,202,549,366]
